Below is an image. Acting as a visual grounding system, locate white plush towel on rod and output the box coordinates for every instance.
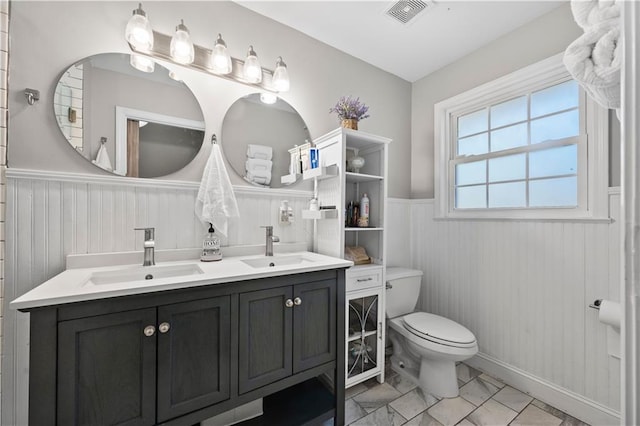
[245,158,273,173]
[563,0,621,111]
[92,144,113,172]
[195,143,240,238]
[246,144,273,160]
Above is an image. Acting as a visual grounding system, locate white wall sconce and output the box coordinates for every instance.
[169,20,195,65]
[125,3,154,51]
[125,3,290,93]
[243,46,262,83]
[25,88,40,105]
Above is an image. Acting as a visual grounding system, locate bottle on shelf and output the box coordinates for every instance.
[358,193,369,227]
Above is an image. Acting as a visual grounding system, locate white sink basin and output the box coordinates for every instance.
[86,263,204,286]
[241,255,313,269]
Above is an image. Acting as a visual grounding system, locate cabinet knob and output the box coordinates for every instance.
[159,322,171,333]
[143,325,155,337]
[294,297,302,306]
[285,298,294,308]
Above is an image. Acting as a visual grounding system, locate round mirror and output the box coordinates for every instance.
[221,93,311,188]
[53,53,205,178]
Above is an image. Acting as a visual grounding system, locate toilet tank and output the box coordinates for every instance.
[385,267,423,318]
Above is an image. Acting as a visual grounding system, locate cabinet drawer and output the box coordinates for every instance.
[346,267,382,292]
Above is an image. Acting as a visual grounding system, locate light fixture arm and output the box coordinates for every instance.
[128,30,280,93]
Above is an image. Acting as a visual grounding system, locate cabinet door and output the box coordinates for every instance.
[57,308,157,426]
[239,286,293,394]
[346,289,382,385]
[293,280,336,373]
[157,296,231,422]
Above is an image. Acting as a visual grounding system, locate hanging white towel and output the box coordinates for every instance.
[563,0,621,111]
[246,144,273,160]
[92,144,113,172]
[245,158,273,173]
[195,144,240,238]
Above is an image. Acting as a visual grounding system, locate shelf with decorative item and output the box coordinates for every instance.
[345,172,383,183]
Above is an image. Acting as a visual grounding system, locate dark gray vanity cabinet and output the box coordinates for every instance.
[25,269,346,426]
[238,280,336,394]
[57,308,158,426]
[56,296,231,425]
[156,297,231,421]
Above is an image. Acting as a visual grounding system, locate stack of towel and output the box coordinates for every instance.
[563,0,621,115]
[245,144,273,186]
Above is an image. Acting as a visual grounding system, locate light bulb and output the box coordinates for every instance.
[130,53,155,73]
[260,92,277,104]
[272,56,290,92]
[211,34,232,74]
[125,3,154,51]
[243,45,262,83]
[170,20,195,64]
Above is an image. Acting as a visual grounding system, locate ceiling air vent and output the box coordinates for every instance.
[385,0,431,25]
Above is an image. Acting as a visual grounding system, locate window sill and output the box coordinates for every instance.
[433,215,612,224]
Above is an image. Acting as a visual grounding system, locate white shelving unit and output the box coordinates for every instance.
[312,127,390,388]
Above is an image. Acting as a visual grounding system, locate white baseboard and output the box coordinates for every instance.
[466,353,620,426]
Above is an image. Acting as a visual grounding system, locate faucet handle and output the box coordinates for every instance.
[134,227,155,241]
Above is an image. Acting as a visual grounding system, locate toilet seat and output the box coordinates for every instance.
[403,312,477,349]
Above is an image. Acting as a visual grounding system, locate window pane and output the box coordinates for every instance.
[529,145,577,178]
[531,80,579,118]
[488,153,526,182]
[490,96,527,129]
[456,185,486,209]
[488,182,526,208]
[458,133,488,156]
[456,160,486,186]
[531,109,579,144]
[529,176,577,207]
[490,123,527,152]
[458,109,488,138]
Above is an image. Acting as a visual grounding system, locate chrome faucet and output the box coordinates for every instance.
[135,227,155,266]
[261,226,280,256]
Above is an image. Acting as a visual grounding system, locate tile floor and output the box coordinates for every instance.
[329,360,589,426]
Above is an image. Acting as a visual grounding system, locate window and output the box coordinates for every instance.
[434,54,608,220]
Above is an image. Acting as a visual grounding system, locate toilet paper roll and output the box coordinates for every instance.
[598,300,621,330]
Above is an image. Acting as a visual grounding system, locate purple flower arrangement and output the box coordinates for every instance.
[329,96,370,121]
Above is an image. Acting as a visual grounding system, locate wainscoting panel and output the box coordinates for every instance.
[2,170,313,425]
[389,193,621,424]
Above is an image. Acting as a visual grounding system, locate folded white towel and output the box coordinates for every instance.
[563,19,621,109]
[245,158,273,173]
[246,169,272,185]
[195,144,240,238]
[246,144,273,160]
[92,144,113,172]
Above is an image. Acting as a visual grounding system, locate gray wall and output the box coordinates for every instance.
[411,4,585,198]
[9,1,412,197]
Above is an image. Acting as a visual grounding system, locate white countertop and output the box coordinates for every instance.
[11,251,353,311]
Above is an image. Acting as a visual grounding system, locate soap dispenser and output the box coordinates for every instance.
[201,223,222,262]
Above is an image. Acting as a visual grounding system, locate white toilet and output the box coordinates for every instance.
[386,267,478,398]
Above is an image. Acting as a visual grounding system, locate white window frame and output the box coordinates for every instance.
[434,53,609,221]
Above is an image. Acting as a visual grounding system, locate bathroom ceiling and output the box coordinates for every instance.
[235,1,565,82]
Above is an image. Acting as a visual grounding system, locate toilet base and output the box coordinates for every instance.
[419,357,459,398]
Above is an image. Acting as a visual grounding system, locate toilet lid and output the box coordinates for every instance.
[403,312,476,346]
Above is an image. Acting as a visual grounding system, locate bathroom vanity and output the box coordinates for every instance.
[12,252,350,426]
